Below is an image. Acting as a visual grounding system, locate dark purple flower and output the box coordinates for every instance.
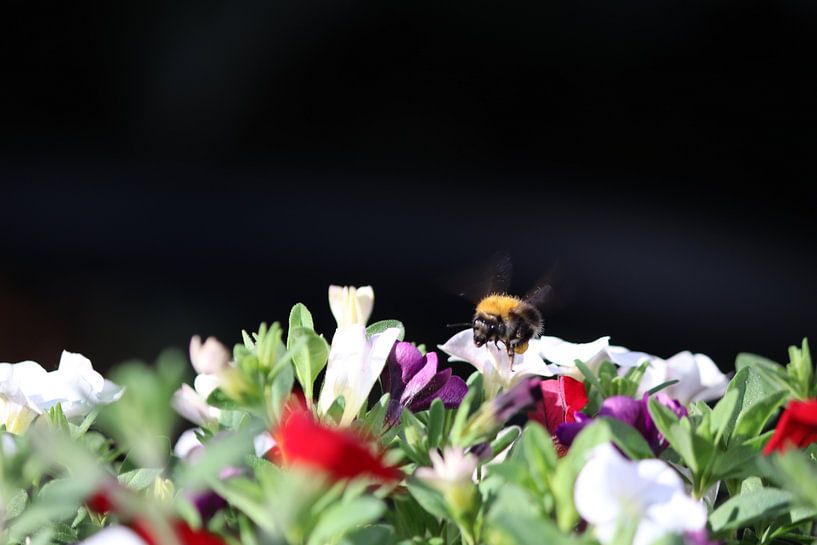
[189,466,244,520]
[382,342,467,426]
[556,392,687,454]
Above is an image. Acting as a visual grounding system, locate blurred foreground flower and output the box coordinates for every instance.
[416,447,480,545]
[459,377,543,443]
[0,351,122,434]
[763,399,817,455]
[575,443,707,545]
[528,376,588,456]
[172,336,232,427]
[382,342,467,426]
[85,483,227,545]
[558,393,687,455]
[439,329,552,398]
[274,402,401,483]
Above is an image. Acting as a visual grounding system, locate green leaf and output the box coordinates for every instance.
[710,487,793,533]
[360,393,390,437]
[518,423,557,487]
[366,320,405,341]
[118,468,163,491]
[99,351,186,468]
[450,375,482,446]
[488,425,521,460]
[733,390,787,438]
[269,363,295,423]
[735,352,793,397]
[646,379,680,396]
[288,303,315,344]
[340,524,396,545]
[762,448,817,510]
[406,477,449,521]
[648,400,697,470]
[4,488,28,520]
[710,387,741,446]
[307,496,386,545]
[787,338,813,399]
[574,359,604,395]
[426,399,446,449]
[289,326,330,403]
[206,387,242,410]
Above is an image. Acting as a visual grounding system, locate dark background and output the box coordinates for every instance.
[1,0,815,373]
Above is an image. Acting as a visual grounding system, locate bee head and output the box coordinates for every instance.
[472,315,500,347]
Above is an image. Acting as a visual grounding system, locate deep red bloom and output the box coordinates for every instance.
[86,490,114,515]
[273,405,401,483]
[133,519,226,545]
[763,399,817,455]
[528,376,588,456]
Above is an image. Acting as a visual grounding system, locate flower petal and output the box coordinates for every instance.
[172,384,220,427]
[535,335,611,371]
[189,336,231,375]
[77,526,147,545]
[402,352,439,405]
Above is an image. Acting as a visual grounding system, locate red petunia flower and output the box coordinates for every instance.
[86,483,227,545]
[272,404,401,483]
[132,519,227,545]
[763,399,817,455]
[528,376,588,456]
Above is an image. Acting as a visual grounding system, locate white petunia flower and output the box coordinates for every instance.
[317,323,400,426]
[438,329,553,399]
[172,384,221,427]
[532,335,614,379]
[253,431,276,457]
[76,525,147,545]
[2,432,18,457]
[611,348,728,404]
[173,428,205,459]
[0,352,123,434]
[189,335,231,375]
[43,351,124,419]
[328,285,374,328]
[172,336,233,427]
[0,364,43,435]
[575,443,707,545]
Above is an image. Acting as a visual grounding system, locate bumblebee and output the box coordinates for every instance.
[447,252,555,361]
[472,293,544,358]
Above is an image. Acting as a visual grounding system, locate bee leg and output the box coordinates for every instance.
[508,350,515,371]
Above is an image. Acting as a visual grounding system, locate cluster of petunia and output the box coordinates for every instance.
[2,285,817,545]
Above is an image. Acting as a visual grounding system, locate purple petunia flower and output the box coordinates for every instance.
[556,392,687,454]
[382,342,468,426]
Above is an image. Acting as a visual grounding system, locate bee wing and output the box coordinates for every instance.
[441,251,513,304]
[523,262,572,315]
[524,282,553,309]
